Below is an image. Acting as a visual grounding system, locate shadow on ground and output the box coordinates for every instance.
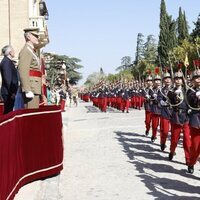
[85,105,122,113]
[115,131,200,200]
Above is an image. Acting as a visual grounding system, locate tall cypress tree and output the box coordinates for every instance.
[177,7,189,43]
[143,35,157,63]
[158,0,170,66]
[183,11,189,38]
[158,0,177,67]
[191,14,200,40]
[134,33,144,65]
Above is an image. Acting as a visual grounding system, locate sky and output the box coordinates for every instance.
[44,0,200,85]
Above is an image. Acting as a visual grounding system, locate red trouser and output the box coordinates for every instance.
[189,126,200,166]
[102,98,107,112]
[160,117,170,144]
[151,113,160,137]
[145,110,152,132]
[122,99,130,112]
[170,123,191,163]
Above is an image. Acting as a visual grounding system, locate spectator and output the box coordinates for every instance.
[0,45,18,114]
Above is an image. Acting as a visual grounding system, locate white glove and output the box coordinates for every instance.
[145,94,150,99]
[160,100,167,106]
[175,89,182,95]
[196,91,200,97]
[25,91,34,98]
[153,93,157,98]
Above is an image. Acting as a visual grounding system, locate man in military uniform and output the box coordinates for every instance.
[18,28,42,109]
[142,74,153,136]
[157,70,172,151]
[187,68,200,174]
[149,73,161,142]
[167,70,191,164]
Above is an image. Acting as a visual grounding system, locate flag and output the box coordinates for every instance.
[184,53,189,67]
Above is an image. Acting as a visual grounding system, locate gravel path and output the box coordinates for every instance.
[15,101,200,200]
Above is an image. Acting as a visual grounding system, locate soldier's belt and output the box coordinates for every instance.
[173,108,186,114]
[29,70,42,78]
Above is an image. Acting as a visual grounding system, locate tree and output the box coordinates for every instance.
[177,7,189,43]
[158,0,176,66]
[143,35,157,63]
[44,52,83,86]
[134,33,144,65]
[84,72,103,86]
[116,56,132,71]
[191,14,200,40]
[100,67,104,75]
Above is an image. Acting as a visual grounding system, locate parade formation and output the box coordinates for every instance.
[80,63,200,175]
[0,0,200,199]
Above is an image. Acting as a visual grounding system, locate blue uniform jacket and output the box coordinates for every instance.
[157,86,172,120]
[187,87,200,129]
[149,87,161,115]
[142,87,151,112]
[167,88,189,125]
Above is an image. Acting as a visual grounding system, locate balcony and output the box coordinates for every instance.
[29,16,49,47]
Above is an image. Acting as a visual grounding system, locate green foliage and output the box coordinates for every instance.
[43,52,83,86]
[84,72,105,87]
[116,56,132,71]
[135,33,144,65]
[158,0,177,66]
[177,7,189,44]
[169,39,199,72]
[191,14,200,41]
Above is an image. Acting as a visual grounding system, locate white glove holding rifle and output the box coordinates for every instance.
[175,89,182,95]
[196,91,200,97]
[25,91,34,98]
[160,100,168,106]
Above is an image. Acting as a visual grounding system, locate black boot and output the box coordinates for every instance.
[160,143,166,151]
[145,130,149,136]
[151,136,156,142]
[169,152,174,161]
[188,166,194,174]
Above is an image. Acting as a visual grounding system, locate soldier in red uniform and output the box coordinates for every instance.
[149,68,161,142]
[167,70,191,165]
[157,70,172,151]
[187,68,200,174]
[142,74,153,136]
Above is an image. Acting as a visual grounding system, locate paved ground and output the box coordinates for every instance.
[15,101,200,200]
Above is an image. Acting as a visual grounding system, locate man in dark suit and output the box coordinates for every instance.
[0,45,18,114]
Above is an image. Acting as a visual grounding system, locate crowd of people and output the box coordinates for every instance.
[80,65,200,174]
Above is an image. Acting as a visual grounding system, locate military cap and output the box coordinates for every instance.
[163,72,171,79]
[192,69,200,79]
[154,74,161,81]
[145,75,153,81]
[174,71,183,78]
[23,28,39,37]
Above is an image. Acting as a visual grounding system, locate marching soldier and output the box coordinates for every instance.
[186,68,200,174]
[121,82,130,113]
[157,70,172,151]
[167,70,191,165]
[18,28,42,109]
[142,74,153,136]
[149,68,162,142]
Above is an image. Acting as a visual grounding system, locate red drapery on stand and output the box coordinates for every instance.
[0,106,63,200]
[0,102,4,115]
